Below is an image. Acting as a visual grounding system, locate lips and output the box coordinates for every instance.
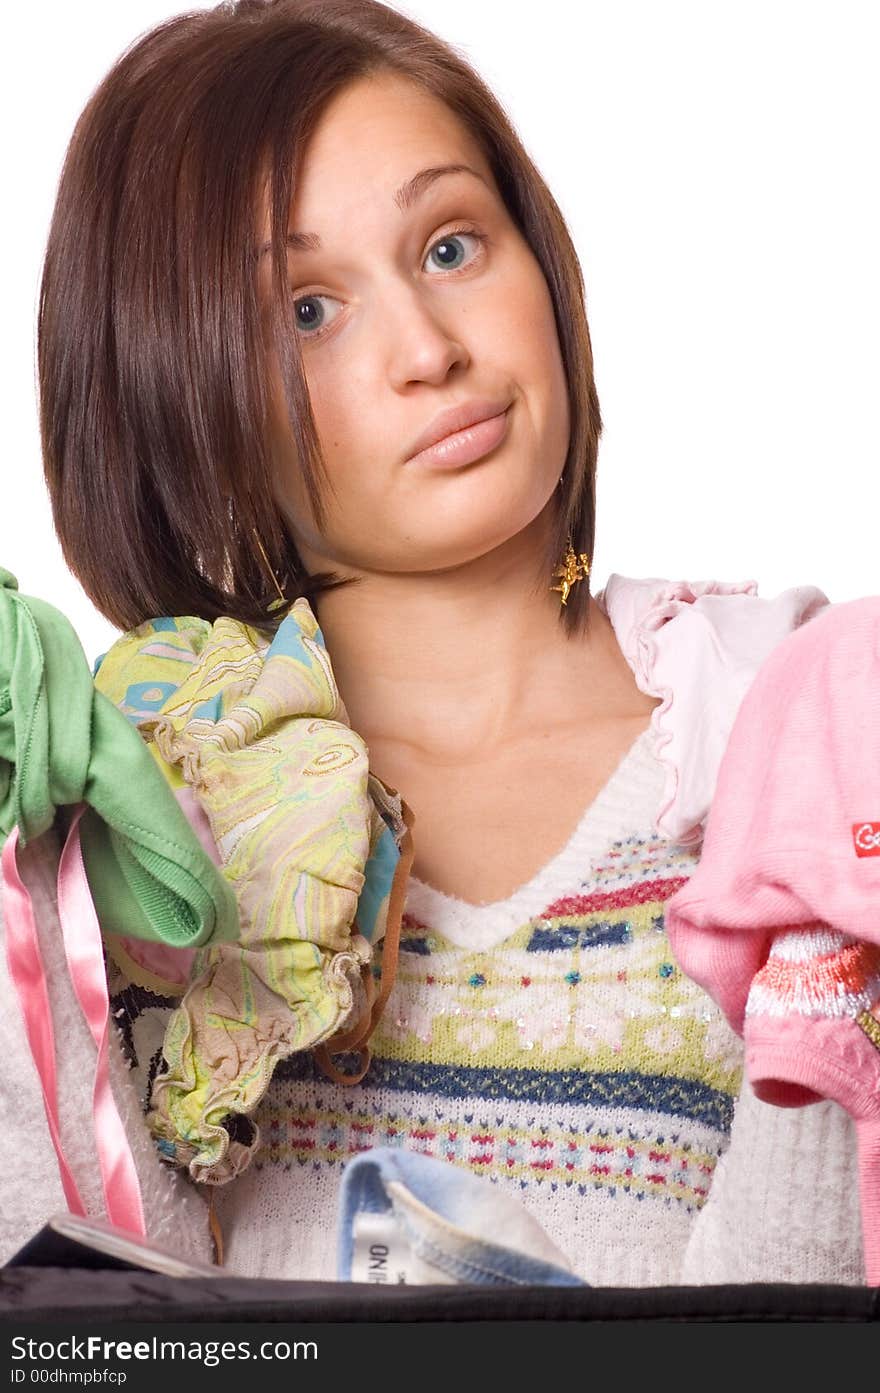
[405,397,512,462]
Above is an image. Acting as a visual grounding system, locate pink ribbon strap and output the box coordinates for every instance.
[2,824,85,1217]
[1,809,146,1236]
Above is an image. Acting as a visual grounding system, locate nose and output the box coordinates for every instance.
[383,278,470,389]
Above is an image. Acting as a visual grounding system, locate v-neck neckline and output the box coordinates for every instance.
[402,723,662,951]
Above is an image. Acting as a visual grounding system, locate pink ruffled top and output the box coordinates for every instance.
[594,573,830,845]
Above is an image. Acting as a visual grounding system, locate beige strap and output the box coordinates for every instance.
[314,797,416,1086]
[208,1187,225,1267]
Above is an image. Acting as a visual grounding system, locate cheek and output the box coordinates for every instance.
[484,261,565,390]
[521,279,565,377]
[272,384,377,553]
[499,271,570,449]
[261,345,347,519]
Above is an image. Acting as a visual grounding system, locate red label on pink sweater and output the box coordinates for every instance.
[852,822,880,856]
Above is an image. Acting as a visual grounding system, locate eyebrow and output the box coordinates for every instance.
[256,163,490,258]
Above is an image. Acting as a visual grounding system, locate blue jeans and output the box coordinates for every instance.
[337,1147,587,1287]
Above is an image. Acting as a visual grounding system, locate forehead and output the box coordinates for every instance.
[304,72,487,185]
[259,73,496,242]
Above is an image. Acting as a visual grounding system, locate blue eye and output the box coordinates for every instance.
[291,227,485,341]
[425,228,484,273]
[292,294,339,338]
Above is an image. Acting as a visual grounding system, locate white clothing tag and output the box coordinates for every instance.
[350,1209,415,1285]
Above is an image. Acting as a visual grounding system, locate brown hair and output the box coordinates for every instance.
[38,0,602,636]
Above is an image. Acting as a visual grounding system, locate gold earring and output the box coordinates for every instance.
[251,529,288,613]
[550,534,591,607]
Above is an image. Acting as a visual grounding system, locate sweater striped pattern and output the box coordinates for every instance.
[187,726,746,1285]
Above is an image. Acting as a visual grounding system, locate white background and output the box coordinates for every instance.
[3,0,878,663]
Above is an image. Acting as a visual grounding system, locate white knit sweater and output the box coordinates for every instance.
[199,727,864,1286]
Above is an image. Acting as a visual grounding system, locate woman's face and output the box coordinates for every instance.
[257,71,571,575]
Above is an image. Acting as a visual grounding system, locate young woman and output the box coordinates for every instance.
[36,0,865,1285]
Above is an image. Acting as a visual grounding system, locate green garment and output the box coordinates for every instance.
[0,568,239,948]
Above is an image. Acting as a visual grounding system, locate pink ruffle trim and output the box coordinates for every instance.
[595,574,831,846]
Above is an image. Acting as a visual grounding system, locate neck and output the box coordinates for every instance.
[302,514,623,759]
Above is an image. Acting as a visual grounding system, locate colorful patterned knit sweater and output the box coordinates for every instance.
[218,725,745,1285]
[113,723,851,1285]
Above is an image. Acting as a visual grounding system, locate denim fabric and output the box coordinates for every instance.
[337,1147,587,1286]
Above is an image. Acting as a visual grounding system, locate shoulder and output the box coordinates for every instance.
[92,614,215,720]
[594,573,831,676]
[594,573,832,846]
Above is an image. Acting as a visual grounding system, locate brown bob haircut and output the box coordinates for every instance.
[38,0,602,637]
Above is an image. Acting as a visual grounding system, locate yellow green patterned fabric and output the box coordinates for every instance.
[94,600,412,1183]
